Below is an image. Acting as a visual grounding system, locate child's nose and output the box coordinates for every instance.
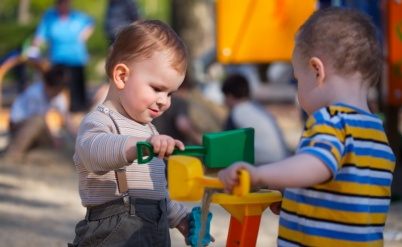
[156,94,169,105]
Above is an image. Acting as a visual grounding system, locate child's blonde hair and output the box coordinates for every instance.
[105,19,188,79]
[295,7,381,86]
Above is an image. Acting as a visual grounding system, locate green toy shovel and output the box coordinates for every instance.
[136,128,255,168]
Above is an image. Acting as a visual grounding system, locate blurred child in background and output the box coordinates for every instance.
[221,73,291,165]
[5,64,71,162]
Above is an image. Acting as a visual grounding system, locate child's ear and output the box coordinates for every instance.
[309,57,325,86]
[113,63,129,90]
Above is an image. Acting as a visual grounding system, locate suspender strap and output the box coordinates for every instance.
[115,168,129,192]
[98,105,130,205]
[97,105,156,206]
[115,167,129,205]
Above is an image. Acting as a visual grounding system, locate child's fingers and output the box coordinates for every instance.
[149,136,184,158]
[149,138,160,153]
[217,169,229,186]
[204,235,215,246]
[219,169,233,184]
[218,168,241,194]
[270,201,282,215]
[159,139,177,159]
[165,139,177,155]
[150,137,173,158]
[174,139,185,150]
[157,140,169,158]
[224,187,232,194]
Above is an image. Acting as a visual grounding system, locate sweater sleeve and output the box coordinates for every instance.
[166,193,189,228]
[74,111,131,174]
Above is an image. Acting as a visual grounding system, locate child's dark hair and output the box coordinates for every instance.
[221,74,250,99]
[295,7,381,86]
[44,64,68,89]
[105,19,188,79]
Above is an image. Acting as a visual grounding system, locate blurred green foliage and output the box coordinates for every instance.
[0,23,36,54]
[138,0,171,23]
[0,0,171,85]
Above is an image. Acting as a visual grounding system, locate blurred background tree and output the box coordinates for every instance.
[171,0,215,60]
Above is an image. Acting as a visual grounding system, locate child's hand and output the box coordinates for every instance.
[176,214,190,246]
[269,201,282,215]
[218,162,260,194]
[146,135,184,159]
[176,214,216,246]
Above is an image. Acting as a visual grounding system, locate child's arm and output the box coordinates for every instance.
[218,153,332,192]
[75,113,185,173]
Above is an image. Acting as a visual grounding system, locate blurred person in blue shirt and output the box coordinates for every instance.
[31,0,94,112]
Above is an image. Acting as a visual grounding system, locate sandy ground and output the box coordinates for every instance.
[0,103,401,247]
[0,147,401,247]
[0,146,281,247]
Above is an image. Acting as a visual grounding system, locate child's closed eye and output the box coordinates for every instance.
[152,86,162,92]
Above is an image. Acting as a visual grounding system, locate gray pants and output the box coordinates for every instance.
[69,197,170,247]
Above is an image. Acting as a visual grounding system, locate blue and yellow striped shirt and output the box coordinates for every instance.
[279,103,396,247]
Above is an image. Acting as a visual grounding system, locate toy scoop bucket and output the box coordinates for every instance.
[168,155,250,201]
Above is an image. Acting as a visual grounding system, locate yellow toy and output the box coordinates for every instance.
[168,155,282,247]
[168,155,250,201]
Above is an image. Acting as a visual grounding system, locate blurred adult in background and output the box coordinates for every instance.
[104,0,140,46]
[30,0,94,112]
[221,74,291,166]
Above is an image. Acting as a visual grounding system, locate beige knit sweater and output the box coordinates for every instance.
[73,105,188,228]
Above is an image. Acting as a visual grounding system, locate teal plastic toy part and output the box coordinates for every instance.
[136,128,255,168]
[188,206,212,247]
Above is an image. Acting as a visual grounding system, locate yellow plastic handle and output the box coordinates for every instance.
[232,169,250,196]
[197,169,250,196]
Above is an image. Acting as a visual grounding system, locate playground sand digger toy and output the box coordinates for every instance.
[136,128,282,246]
[166,141,282,247]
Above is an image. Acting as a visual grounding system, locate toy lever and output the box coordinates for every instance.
[136,142,206,164]
[195,169,250,197]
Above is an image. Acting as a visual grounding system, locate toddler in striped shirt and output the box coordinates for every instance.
[69,19,195,247]
[218,7,395,247]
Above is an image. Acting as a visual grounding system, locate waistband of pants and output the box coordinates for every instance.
[86,197,167,221]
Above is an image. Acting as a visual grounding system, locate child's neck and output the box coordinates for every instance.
[326,73,371,113]
[103,100,133,120]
